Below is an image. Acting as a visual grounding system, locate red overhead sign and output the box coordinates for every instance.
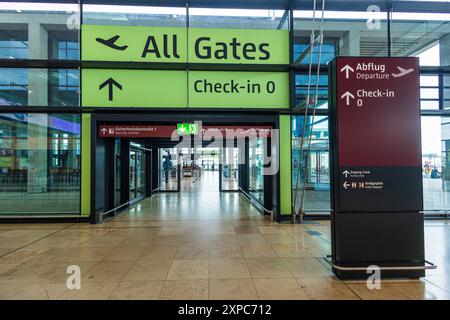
[98,125,174,138]
[98,125,272,138]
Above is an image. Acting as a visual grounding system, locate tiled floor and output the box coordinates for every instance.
[0,173,449,300]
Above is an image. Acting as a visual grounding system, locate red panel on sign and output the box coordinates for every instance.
[336,57,421,167]
[98,125,273,138]
[98,125,175,138]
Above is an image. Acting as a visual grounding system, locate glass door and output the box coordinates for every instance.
[248,138,264,203]
[114,139,121,207]
[130,148,146,200]
[220,147,239,191]
[136,151,146,199]
[129,150,136,200]
[160,148,179,191]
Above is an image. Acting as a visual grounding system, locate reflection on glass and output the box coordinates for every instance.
[83,5,186,27]
[0,2,79,60]
[0,68,80,107]
[0,113,80,214]
[421,116,450,211]
[198,148,219,171]
[189,8,287,30]
[392,12,450,66]
[221,147,239,191]
[160,148,178,191]
[136,151,146,198]
[294,10,388,57]
[114,139,121,207]
[295,74,328,110]
[293,43,335,65]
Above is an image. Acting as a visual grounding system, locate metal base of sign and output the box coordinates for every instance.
[333,265,425,280]
[331,211,426,280]
[323,255,436,280]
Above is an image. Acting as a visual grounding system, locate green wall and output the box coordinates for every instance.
[81,114,91,216]
[279,114,292,216]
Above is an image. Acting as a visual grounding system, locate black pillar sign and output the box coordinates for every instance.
[329,57,425,279]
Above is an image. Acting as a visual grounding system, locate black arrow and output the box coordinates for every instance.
[99,78,122,101]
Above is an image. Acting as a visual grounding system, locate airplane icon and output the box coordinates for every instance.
[391,66,414,78]
[95,35,128,51]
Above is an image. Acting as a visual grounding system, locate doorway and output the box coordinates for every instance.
[92,114,279,223]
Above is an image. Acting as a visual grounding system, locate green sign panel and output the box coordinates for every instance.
[82,25,187,63]
[189,71,289,109]
[82,25,289,64]
[82,69,289,109]
[187,28,289,65]
[177,123,199,135]
[82,69,187,108]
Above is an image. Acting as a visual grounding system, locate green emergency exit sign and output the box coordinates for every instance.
[177,123,199,135]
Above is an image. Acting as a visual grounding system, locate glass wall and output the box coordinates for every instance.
[189,8,286,30]
[0,113,80,214]
[293,9,388,60]
[221,147,239,191]
[0,68,79,107]
[292,115,330,213]
[160,148,178,191]
[114,138,121,207]
[294,74,328,109]
[249,137,264,204]
[0,1,449,217]
[392,11,450,213]
[292,4,450,214]
[421,116,450,211]
[83,5,186,27]
[0,2,79,60]
[391,11,450,64]
[136,150,146,199]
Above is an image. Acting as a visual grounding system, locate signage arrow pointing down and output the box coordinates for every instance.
[340,64,354,79]
[99,77,122,101]
[341,91,355,106]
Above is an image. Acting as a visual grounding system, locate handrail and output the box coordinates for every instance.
[238,187,273,216]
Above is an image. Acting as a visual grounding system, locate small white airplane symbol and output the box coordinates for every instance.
[391,66,414,78]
